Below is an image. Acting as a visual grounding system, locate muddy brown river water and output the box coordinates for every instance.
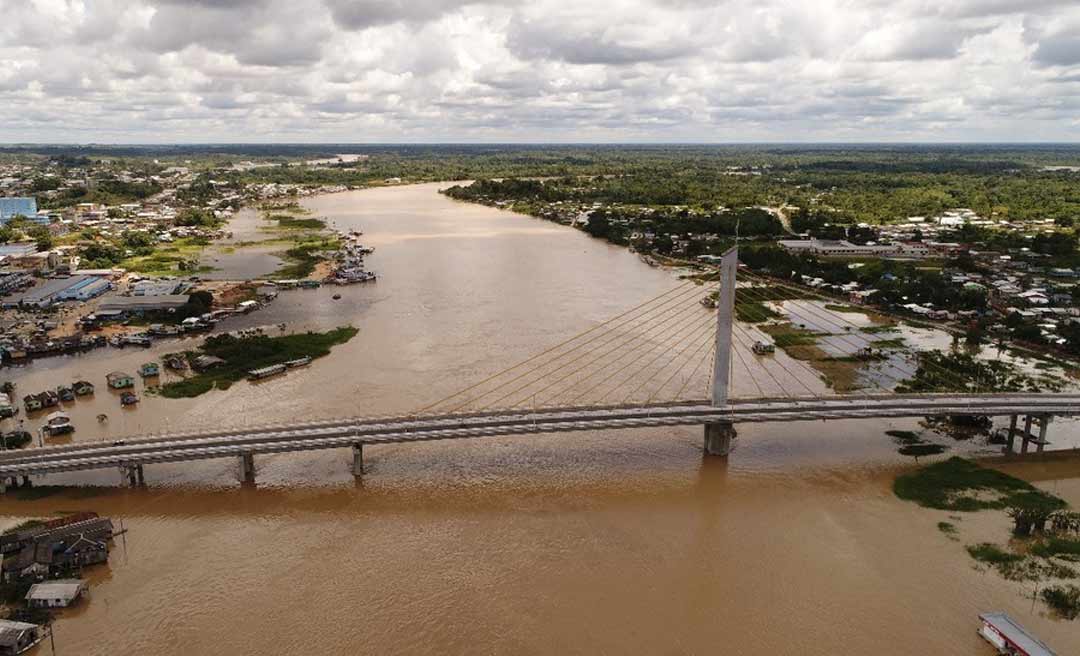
[1,183,1078,654]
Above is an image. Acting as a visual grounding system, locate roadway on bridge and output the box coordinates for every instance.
[2,394,1078,477]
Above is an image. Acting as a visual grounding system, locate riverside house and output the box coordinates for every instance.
[105,372,134,389]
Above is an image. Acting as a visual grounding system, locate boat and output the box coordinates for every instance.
[73,380,95,396]
[285,356,312,368]
[56,386,75,402]
[0,393,15,419]
[978,612,1057,655]
[120,392,139,406]
[247,364,287,381]
[332,293,342,300]
[139,362,160,378]
[298,280,321,289]
[751,341,775,355]
[0,430,31,449]
[165,356,187,371]
[43,411,74,436]
[124,334,152,347]
[39,390,59,408]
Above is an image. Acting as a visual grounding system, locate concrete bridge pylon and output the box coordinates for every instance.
[705,245,738,457]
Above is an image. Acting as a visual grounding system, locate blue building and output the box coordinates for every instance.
[0,198,38,224]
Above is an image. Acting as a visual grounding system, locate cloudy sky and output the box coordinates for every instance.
[1,0,1079,143]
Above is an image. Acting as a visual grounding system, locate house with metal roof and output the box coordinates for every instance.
[0,619,43,655]
[979,612,1056,655]
[25,579,88,608]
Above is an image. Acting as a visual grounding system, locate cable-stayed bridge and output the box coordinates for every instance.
[1,247,1077,490]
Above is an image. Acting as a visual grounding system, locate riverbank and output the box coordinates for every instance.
[1,182,1079,655]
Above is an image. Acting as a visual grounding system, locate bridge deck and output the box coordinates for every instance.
[0,394,1078,478]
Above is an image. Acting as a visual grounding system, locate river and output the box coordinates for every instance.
[1,183,1078,654]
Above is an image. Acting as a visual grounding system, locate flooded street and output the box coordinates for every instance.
[1,183,1079,654]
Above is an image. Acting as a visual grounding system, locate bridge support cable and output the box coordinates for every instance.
[444,279,717,413]
[622,316,755,404]
[729,324,808,397]
[589,314,724,406]
[731,322,825,397]
[722,331,767,399]
[415,277,709,414]
[646,333,722,404]
[731,281,978,394]
[549,313,717,407]
[730,284,905,395]
[504,305,719,410]
[675,344,716,401]
[738,271,990,393]
[733,282,931,385]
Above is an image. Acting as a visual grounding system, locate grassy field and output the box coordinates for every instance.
[160,326,358,398]
[119,237,216,276]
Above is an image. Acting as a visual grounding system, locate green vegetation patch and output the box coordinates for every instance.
[1032,537,1080,559]
[734,300,781,323]
[937,521,958,536]
[1042,585,1080,620]
[265,213,326,230]
[270,237,339,278]
[893,457,1066,512]
[160,326,358,399]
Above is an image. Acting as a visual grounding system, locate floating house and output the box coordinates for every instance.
[0,394,14,419]
[105,371,134,389]
[25,579,88,609]
[73,380,95,396]
[0,619,44,655]
[139,362,159,378]
[43,411,73,437]
[978,612,1057,656]
[21,395,41,412]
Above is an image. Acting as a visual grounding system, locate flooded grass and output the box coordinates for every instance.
[893,457,1064,512]
[1042,585,1080,619]
[1032,537,1080,559]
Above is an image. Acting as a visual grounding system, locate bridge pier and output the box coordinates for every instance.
[1005,414,1053,456]
[1034,414,1051,454]
[704,422,737,457]
[351,444,364,476]
[238,453,256,484]
[121,465,144,488]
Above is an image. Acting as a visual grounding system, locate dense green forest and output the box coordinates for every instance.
[12,144,1080,225]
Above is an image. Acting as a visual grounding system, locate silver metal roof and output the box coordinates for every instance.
[980,612,1056,656]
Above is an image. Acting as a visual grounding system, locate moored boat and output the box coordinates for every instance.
[285,356,312,368]
[247,364,287,380]
[44,411,74,436]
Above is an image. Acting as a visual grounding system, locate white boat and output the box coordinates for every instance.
[284,356,312,368]
[247,364,287,380]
